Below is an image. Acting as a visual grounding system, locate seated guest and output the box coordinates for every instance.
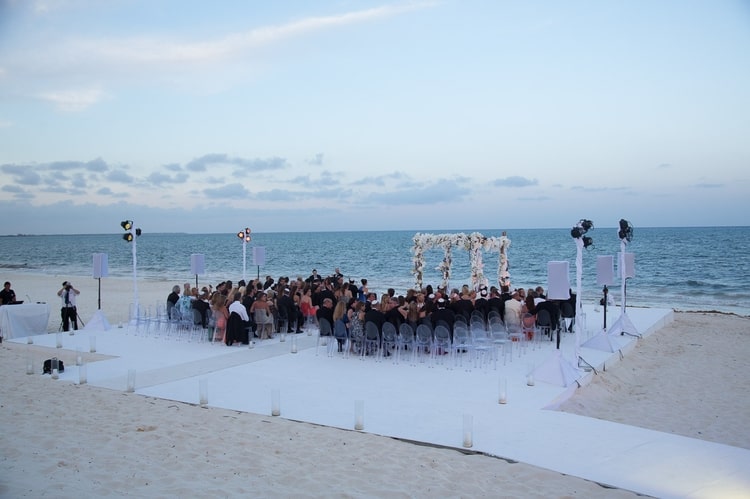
[384,296,405,329]
[487,287,505,319]
[504,291,524,329]
[473,286,490,320]
[364,298,386,333]
[431,298,456,336]
[535,298,561,333]
[316,297,335,334]
[226,292,251,345]
[191,289,211,328]
[167,285,180,319]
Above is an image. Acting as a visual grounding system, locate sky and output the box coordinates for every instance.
[0,0,749,235]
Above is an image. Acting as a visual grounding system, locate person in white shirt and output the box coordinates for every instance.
[57,281,80,331]
[504,291,523,329]
[228,292,249,321]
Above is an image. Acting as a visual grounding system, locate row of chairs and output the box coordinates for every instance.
[318,317,522,370]
[131,302,212,342]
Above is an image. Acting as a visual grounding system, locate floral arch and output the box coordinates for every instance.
[412,231,511,291]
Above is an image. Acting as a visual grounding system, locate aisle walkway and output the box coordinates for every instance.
[15,306,750,498]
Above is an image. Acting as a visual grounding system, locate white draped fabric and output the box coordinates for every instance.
[0,303,50,339]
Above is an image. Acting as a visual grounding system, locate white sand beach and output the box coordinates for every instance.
[1,272,749,497]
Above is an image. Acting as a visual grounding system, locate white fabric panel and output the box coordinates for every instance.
[547,261,570,300]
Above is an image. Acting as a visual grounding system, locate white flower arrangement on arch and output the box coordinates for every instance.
[412,232,511,291]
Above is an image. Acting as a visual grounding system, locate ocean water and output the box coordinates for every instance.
[1,226,748,316]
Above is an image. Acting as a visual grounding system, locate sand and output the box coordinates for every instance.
[1,271,749,497]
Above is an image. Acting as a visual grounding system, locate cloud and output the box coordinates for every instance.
[203,182,249,199]
[352,172,409,187]
[1,165,42,185]
[147,171,189,186]
[493,176,538,188]
[74,3,437,67]
[307,153,324,166]
[2,184,25,193]
[185,154,287,173]
[693,183,723,188]
[366,178,470,205]
[36,87,106,112]
[105,170,136,184]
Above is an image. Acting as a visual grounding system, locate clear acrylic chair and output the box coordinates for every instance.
[414,324,433,364]
[470,323,492,371]
[432,325,452,367]
[381,322,398,363]
[362,321,381,360]
[397,323,415,365]
[451,324,473,370]
[330,319,349,357]
[316,318,333,356]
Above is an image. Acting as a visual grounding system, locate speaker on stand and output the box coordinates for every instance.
[87,253,111,331]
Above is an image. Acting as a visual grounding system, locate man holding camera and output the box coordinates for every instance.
[57,281,80,331]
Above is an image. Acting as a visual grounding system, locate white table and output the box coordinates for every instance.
[0,303,51,339]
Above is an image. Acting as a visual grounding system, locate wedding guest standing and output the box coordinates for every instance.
[57,281,80,331]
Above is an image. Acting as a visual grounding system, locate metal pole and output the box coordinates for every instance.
[132,227,139,317]
[242,239,247,283]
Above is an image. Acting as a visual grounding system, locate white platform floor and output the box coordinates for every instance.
[14,305,750,498]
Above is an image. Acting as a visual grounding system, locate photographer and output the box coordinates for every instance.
[57,281,80,331]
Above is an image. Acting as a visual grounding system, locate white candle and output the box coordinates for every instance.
[271,388,280,416]
[199,379,208,406]
[354,400,364,430]
[291,336,298,354]
[126,369,136,392]
[78,364,87,385]
[498,377,507,404]
[462,414,473,448]
[56,332,62,348]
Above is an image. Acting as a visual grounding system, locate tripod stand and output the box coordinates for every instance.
[59,307,85,332]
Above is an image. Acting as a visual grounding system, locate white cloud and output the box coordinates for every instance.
[37,87,106,112]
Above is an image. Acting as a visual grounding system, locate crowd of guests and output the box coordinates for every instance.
[165,267,576,348]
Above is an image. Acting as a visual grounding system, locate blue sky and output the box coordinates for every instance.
[0,0,748,235]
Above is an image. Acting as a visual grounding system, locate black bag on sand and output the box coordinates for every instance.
[43,358,64,374]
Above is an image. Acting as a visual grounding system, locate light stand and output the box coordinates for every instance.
[121,220,142,322]
[532,220,591,387]
[609,219,639,338]
[237,228,251,283]
[582,254,620,354]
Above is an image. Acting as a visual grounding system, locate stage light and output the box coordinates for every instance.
[583,236,593,249]
[570,219,594,240]
[238,227,251,242]
[135,228,142,237]
[237,227,252,282]
[123,233,133,242]
[618,219,633,242]
[121,220,133,231]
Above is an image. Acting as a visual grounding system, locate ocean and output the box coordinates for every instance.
[1,226,748,316]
